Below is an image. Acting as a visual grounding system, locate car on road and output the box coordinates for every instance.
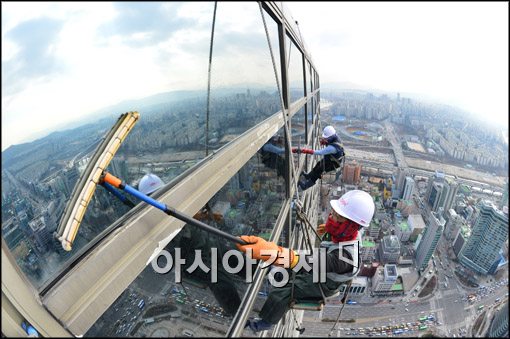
[347,300,357,305]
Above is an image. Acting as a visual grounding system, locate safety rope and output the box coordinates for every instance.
[327,279,353,337]
[289,213,327,307]
[258,2,302,203]
[205,1,218,156]
[260,3,333,330]
[289,307,305,334]
[294,200,323,242]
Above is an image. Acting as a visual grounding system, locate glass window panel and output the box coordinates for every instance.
[262,8,282,97]
[291,106,306,172]
[281,3,301,46]
[305,96,314,145]
[86,133,286,336]
[306,63,313,131]
[1,1,219,290]
[309,64,314,93]
[206,2,281,148]
[310,96,316,126]
[304,59,309,97]
[310,67,317,91]
[286,35,304,104]
[291,106,306,147]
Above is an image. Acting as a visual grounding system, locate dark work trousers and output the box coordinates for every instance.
[168,224,243,316]
[261,151,285,179]
[259,270,343,324]
[305,158,340,184]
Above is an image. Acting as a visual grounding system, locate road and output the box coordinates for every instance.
[299,220,509,338]
[383,119,407,168]
[344,119,505,190]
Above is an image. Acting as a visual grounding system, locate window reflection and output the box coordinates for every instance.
[261,8,282,94]
[309,96,315,130]
[86,134,286,336]
[259,128,287,182]
[207,2,281,143]
[287,35,304,104]
[291,106,306,171]
[1,2,217,290]
[1,1,320,336]
[1,2,285,291]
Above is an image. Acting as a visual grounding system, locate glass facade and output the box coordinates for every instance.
[2,2,321,337]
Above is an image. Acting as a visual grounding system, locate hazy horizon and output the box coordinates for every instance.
[3,82,508,153]
[2,2,508,151]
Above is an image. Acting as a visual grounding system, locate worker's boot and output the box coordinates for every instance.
[245,318,272,333]
[298,178,315,191]
[301,171,310,180]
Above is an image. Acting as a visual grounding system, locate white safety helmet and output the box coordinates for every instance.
[330,190,375,227]
[139,173,164,195]
[322,125,336,138]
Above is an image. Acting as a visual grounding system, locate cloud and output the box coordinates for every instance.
[2,17,64,96]
[97,2,196,48]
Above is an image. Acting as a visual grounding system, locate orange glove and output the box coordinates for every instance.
[236,235,298,268]
[317,223,326,236]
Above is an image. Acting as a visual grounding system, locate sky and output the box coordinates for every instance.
[1,2,508,151]
[286,2,509,127]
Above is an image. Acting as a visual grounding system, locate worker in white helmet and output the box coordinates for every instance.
[259,134,285,178]
[138,173,164,196]
[139,170,244,316]
[237,190,375,333]
[292,125,345,190]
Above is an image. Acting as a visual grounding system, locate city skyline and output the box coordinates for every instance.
[2,2,509,151]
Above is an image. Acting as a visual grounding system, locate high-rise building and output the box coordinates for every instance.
[28,216,52,254]
[427,181,445,213]
[402,176,415,200]
[361,238,377,262]
[424,170,458,217]
[415,211,444,272]
[443,177,459,213]
[369,218,381,238]
[459,200,509,275]
[342,161,361,185]
[395,219,412,242]
[487,301,508,337]
[501,181,509,210]
[2,217,24,249]
[372,264,403,296]
[378,235,401,264]
[394,167,409,199]
[408,214,426,242]
[444,208,462,241]
[452,224,471,258]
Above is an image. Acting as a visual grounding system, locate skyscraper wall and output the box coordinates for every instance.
[443,177,459,213]
[402,176,415,200]
[487,301,508,337]
[415,211,444,272]
[459,200,509,275]
[378,235,401,264]
[343,161,361,185]
[452,225,470,258]
[408,214,426,242]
